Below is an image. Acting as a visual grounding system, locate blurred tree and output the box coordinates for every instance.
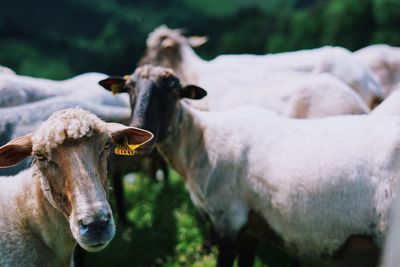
[373,0,400,44]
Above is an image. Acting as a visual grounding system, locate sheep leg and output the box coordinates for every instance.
[112,171,128,224]
[237,235,258,267]
[216,238,237,267]
[201,223,218,254]
[159,156,169,186]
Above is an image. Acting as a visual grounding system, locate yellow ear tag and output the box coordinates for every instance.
[114,138,142,156]
[111,84,120,95]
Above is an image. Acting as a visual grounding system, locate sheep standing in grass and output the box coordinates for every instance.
[101,65,400,267]
[139,25,384,108]
[355,44,400,97]
[0,108,153,267]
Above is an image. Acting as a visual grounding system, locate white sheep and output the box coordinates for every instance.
[200,71,370,118]
[0,72,129,108]
[139,25,384,108]
[0,108,153,267]
[355,44,400,97]
[101,65,400,267]
[370,89,400,116]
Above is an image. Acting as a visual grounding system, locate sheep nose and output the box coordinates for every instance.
[78,211,112,236]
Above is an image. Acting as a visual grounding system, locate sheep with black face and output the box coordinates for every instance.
[101,65,400,267]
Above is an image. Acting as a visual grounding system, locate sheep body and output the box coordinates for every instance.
[355,44,400,97]
[0,72,129,107]
[157,103,399,266]
[0,169,75,267]
[201,71,370,117]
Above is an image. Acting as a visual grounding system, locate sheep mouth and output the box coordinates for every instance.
[86,242,107,248]
[80,241,109,252]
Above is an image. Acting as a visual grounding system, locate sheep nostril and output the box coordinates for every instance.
[78,220,90,235]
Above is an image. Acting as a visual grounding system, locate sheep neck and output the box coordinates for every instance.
[177,44,207,85]
[157,101,207,180]
[26,165,75,265]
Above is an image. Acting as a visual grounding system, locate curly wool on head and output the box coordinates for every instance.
[32,108,106,155]
[134,64,175,80]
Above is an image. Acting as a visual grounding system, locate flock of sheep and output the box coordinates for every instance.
[1,25,400,267]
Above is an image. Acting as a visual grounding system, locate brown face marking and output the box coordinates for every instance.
[35,134,110,218]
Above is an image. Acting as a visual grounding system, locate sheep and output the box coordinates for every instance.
[0,108,153,267]
[370,89,400,116]
[355,44,400,97]
[100,65,400,267]
[200,71,370,118]
[0,72,129,108]
[139,25,384,108]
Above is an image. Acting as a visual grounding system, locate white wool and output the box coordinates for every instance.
[159,102,400,265]
[32,108,106,155]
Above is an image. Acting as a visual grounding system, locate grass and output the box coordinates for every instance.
[82,170,295,266]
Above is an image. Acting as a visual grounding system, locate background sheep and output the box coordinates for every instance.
[199,71,370,117]
[0,72,129,108]
[355,44,400,97]
[139,25,384,109]
[100,65,400,267]
[0,108,153,267]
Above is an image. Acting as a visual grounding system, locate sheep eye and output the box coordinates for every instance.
[35,153,47,161]
[103,141,111,153]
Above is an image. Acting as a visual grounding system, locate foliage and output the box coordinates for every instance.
[82,171,295,266]
[1,0,400,79]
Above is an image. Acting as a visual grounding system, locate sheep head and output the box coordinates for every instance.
[99,65,206,152]
[138,25,207,68]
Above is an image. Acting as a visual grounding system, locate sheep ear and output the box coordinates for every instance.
[0,134,33,168]
[98,75,130,95]
[106,123,153,156]
[188,36,208,47]
[179,85,207,100]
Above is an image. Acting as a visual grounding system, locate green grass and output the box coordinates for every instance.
[83,170,295,266]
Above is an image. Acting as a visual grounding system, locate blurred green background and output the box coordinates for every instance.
[1,0,400,80]
[1,0,400,266]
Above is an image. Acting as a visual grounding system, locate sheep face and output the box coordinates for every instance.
[99,65,206,151]
[139,25,207,68]
[0,109,153,252]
